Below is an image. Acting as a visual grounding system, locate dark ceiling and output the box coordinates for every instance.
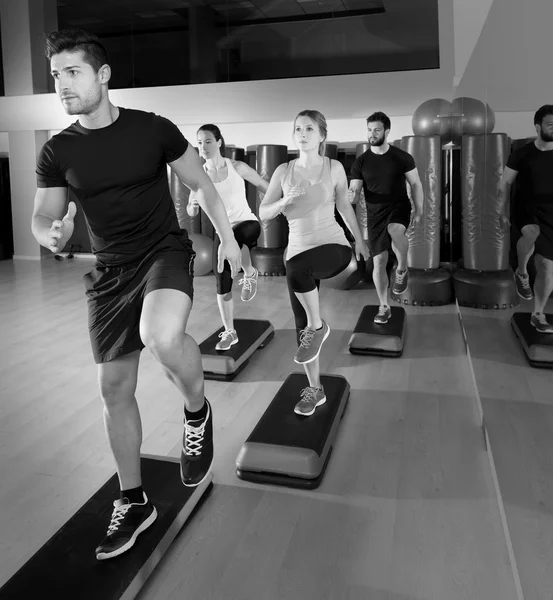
[57,0,387,36]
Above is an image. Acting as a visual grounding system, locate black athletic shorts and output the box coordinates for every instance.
[366,200,412,256]
[83,231,195,364]
[513,201,553,261]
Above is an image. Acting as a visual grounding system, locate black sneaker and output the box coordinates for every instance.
[392,268,409,295]
[95,492,157,561]
[180,400,214,487]
[514,270,533,300]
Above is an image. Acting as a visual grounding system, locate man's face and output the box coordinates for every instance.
[537,115,553,143]
[367,121,388,146]
[50,50,103,116]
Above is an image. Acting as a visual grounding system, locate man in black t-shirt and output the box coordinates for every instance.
[498,105,553,333]
[349,111,423,324]
[31,29,242,560]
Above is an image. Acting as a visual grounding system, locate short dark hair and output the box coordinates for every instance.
[45,29,110,72]
[534,105,553,127]
[366,111,391,131]
[197,124,226,156]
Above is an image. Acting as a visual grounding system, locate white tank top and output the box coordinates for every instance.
[282,157,350,260]
[207,158,258,227]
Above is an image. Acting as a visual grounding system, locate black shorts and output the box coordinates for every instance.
[514,202,553,261]
[83,231,195,364]
[366,200,411,256]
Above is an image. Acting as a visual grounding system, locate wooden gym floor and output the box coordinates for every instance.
[1,257,550,599]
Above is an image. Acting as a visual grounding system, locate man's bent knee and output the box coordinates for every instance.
[387,223,406,239]
[143,328,185,364]
[521,224,540,241]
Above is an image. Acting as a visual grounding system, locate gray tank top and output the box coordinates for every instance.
[282,157,350,260]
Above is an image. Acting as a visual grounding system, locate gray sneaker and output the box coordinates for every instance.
[215,329,238,350]
[392,268,409,295]
[530,313,553,333]
[239,268,258,302]
[515,270,533,300]
[294,386,326,416]
[293,321,330,364]
[374,305,391,324]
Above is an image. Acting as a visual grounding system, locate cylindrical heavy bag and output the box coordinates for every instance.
[400,135,442,269]
[462,133,510,271]
[325,144,338,159]
[245,146,258,215]
[225,146,245,161]
[356,142,369,157]
[256,145,289,248]
[200,206,215,240]
[354,142,370,238]
[169,167,201,233]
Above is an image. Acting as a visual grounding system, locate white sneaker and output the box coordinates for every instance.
[239,268,258,302]
[215,329,238,350]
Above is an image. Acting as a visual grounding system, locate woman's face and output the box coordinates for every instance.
[197,130,221,160]
[293,116,323,153]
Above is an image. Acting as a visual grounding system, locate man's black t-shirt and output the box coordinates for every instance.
[506,141,553,206]
[350,145,415,204]
[36,107,188,265]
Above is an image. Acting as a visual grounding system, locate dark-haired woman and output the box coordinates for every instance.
[260,110,370,416]
[188,124,269,350]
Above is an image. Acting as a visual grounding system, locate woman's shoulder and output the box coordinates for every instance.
[328,157,345,173]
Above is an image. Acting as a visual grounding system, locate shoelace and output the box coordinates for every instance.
[535,313,549,325]
[299,326,316,348]
[378,306,389,316]
[184,420,206,456]
[518,273,530,289]
[300,386,317,404]
[218,329,235,341]
[239,270,256,292]
[395,270,406,283]
[107,502,131,534]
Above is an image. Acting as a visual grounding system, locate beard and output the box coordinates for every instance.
[369,135,385,147]
[62,87,102,116]
[539,128,553,143]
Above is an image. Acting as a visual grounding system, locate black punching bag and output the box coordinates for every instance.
[251,145,289,276]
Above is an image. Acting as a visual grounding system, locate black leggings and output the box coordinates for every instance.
[213,220,261,294]
[286,243,352,344]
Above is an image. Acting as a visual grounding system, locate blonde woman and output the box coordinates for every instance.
[260,110,369,416]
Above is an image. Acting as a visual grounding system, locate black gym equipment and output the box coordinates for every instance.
[454,269,518,309]
[236,373,350,489]
[390,135,454,306]
[511,312,553,368]
[199,319,275,381]
[349,305,406,356]
[0,456,212,600]
[251,145,289,276]
[452,133,518,309]
[391,268,454,307]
